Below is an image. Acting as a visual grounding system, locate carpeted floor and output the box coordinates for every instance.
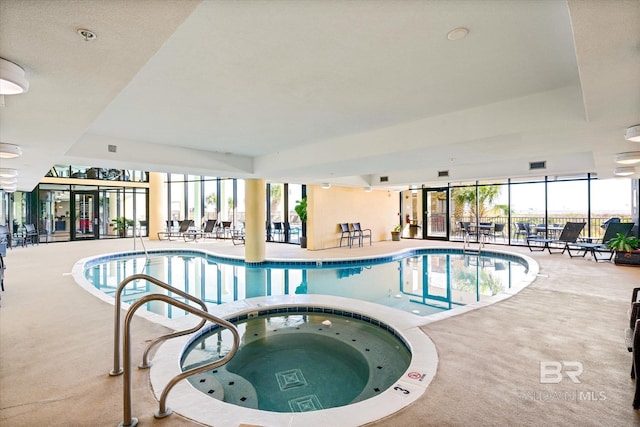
[1,238,640,426]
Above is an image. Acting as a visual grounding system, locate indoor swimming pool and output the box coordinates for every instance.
[82,248,532,318]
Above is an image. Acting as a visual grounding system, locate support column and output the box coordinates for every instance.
[245,179,266,263]
[148,172,165,241]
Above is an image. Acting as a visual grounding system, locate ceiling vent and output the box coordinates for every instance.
[379,176,389,182]
[438,170,449,177]
[108,144,117,153]
[529,161,546,170]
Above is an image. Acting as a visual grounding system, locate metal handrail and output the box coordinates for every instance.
[119,294,240,427]
[110,274,208,376]
[133,226,149,263]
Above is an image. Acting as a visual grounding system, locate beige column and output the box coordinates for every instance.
[245,178,266,262]
[148,172,165,241]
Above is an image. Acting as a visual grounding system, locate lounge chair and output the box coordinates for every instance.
[351,222,372,246]
[527,222,585,254]
[566,222,634,261]
[183,219,217,242]
[157,219,192,241]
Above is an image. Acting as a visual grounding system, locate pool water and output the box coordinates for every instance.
[83,249,529,317]
[181,312,411,412]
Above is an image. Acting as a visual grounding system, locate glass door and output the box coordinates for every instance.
[424,188,449,240]
[71,191,99,240]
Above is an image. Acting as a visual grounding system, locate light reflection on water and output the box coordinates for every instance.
[84,250,528,317]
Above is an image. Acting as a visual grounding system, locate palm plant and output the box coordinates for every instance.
[607,233,639,252]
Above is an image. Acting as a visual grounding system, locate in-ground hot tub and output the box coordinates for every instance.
[181,309,412,412]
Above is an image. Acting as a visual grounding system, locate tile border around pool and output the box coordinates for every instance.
[79,246,534,271]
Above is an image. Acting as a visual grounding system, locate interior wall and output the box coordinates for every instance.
[307,185,399,250]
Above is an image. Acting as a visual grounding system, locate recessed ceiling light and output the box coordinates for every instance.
[615,166,636,177]
[77,28,97,41]
[626,125,640,142]
[447,27,469,41]
[615,152,640,165]
[0,57,29,95]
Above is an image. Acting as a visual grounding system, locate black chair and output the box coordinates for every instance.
[339,223,357,248]
[157,219,193,241]
[491,223,506,241]
[566,222,633,261]
[351,222,372,246]
[460,222,475,240]
[527,222,585,254]
[601,217,621,229]
[272,222,284,242]
[24,224,39,246]
[0,252,4,307]
[202,219,217,238]
[0,225,11,251]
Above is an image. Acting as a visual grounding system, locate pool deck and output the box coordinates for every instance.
[1,237,640,426]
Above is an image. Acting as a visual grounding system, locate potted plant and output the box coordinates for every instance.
[391,224,401,241]
[111,217,134,237]
[607,232,640,266]
[294,196,307,248]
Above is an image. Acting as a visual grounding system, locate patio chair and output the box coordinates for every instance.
[183,219,217,242]
[24,224,39,246]
[157,219,192,241]
[527,222,585,254]
[0,225,11,251]
[491,223,506,241]
[202,219,217,238]
[460,222,475,240]
[232,222,245,246]
[271,222,284,242]
[514,222,536,241]
[339,223,358,248]
[566,222,634,261]
[351,222,372,246]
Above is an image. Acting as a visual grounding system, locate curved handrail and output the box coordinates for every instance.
[121,294,240,427]
[110,273,208,376]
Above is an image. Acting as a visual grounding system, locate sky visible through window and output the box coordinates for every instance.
[505,179,631,215]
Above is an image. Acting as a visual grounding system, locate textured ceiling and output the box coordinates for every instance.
[1,0,639,191]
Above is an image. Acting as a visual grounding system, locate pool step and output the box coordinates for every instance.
[191,368,259,409]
